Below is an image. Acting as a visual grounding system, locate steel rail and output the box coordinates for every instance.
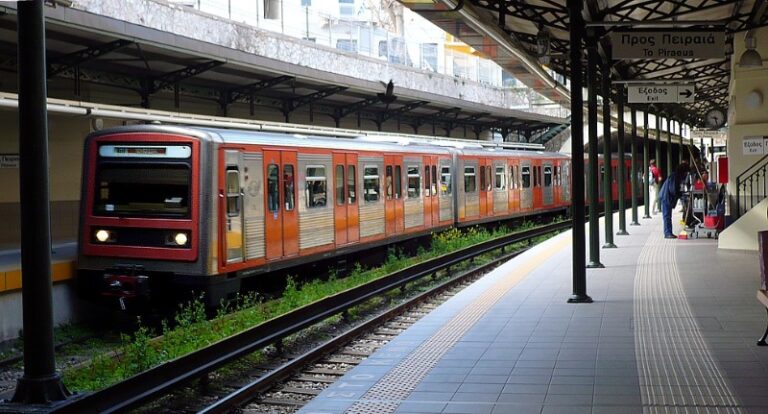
[53,221,570,414]
[199,245,532,414]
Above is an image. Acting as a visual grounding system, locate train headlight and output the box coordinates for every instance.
[95,229,111,243]
[173,232,188,246]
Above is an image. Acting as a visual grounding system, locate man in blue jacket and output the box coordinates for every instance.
[659,163,690,239]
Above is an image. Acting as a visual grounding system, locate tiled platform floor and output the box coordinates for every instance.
[300,210,767,414]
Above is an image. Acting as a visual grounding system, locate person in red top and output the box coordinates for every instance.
[694,171,709,190]
[649,159,662,214]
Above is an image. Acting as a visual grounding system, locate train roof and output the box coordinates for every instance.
[89,125,568,159]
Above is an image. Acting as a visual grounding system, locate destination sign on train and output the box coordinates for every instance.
[610,31,725,59]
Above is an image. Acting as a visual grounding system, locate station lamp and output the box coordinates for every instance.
[739,31,763,68]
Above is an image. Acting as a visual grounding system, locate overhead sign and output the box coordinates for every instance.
[610,31,725,60]
[691,130,727,143]
[627,84,695,103]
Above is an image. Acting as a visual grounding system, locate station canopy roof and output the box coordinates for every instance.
[402,0,768,128]
[0,2,567,142]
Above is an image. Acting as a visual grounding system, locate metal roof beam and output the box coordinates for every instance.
[228,75,294,103]
[151,60,224,93]
[378,100,430,123]
[48,39,133,78]
[282,86,348,116]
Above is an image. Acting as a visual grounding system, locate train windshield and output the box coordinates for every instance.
[93,163,191,218]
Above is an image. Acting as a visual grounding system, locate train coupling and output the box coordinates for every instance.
[102,265,150,310]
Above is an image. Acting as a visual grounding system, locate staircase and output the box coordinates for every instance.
[719,155,768,250]
[533,115,571,147]
[735,154,768,218]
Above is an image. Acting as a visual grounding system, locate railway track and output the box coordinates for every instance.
[53,220,570,414]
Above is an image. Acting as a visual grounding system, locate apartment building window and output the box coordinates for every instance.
[420,43,438,72]
[336,39,358,53]
[264,0,280,19]
[339,0,354,17]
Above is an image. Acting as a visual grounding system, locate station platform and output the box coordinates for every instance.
[300,212,766,414]
[0,242,76,294]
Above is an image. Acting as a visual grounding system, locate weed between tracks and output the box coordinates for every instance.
[62,221,555,392]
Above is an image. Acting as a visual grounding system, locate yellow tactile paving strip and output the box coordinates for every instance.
[345,235,573,414]
[634,229,743,413]
[0,261,74,294]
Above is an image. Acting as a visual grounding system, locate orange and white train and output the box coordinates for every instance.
[77,125,628,308]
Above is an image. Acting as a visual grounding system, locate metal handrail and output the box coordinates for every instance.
[736,153,768,218]
[52,221,570,414]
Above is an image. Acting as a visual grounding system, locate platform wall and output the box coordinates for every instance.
[0,282,80,342]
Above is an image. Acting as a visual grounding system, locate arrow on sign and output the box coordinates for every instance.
[679,88,693,99]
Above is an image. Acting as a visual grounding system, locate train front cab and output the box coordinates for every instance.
[77,129,218,309]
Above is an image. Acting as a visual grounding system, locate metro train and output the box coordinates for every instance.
[77,125,631,308]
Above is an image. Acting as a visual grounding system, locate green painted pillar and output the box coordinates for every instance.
[630,106,640,225]
[616,88,628,235]
[644,110,651,219]
[586,36,603,268]
[602,61,615,248]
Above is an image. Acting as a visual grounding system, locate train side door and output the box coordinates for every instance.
[384,155,404,235]
[223,150,245,264]
[264,150,299,260]
[543,161,554,206]
[478,160,488,217]
[520,160,533,210]
[333,153,359,245]
[484,158,494,215]
[423,156,439,228]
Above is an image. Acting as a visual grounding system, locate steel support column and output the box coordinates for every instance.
[667,116,673,176]
[586,34,603,268]
[8,0,69,405]
[655,113,662,179]
[567,0,591,303]
[630,106,640,225]
[602,61,616,248]
[643,110,651,219]
[616,89,628,235]
[678,121,684,164]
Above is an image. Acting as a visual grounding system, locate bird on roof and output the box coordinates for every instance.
[378,80,397,105]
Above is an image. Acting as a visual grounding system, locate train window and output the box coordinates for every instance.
[431,165,437,196]
[306,165,327,208]
[479,166,486,192]
[424,166,430,197]
[522,166,531,188]
[508,165,515,189]
[363,166,380,203]
[267,164,280,213]
[336,165,345,206]
[94,163,191,218]
[228,169,242,217]
[385,166,393,200]
[464,166,477,193]
[544,166,552,187]
[440,166,452,196]
[347,165,356,204]
[284,165,295,211]
[394,166,402,199]
[407,166,420,198]
[533,166,538,187]
[486,166,492,191]
[495,165,506,191]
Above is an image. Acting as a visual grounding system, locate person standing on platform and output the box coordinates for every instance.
[660,163,690,239]
[649,159,662,214]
